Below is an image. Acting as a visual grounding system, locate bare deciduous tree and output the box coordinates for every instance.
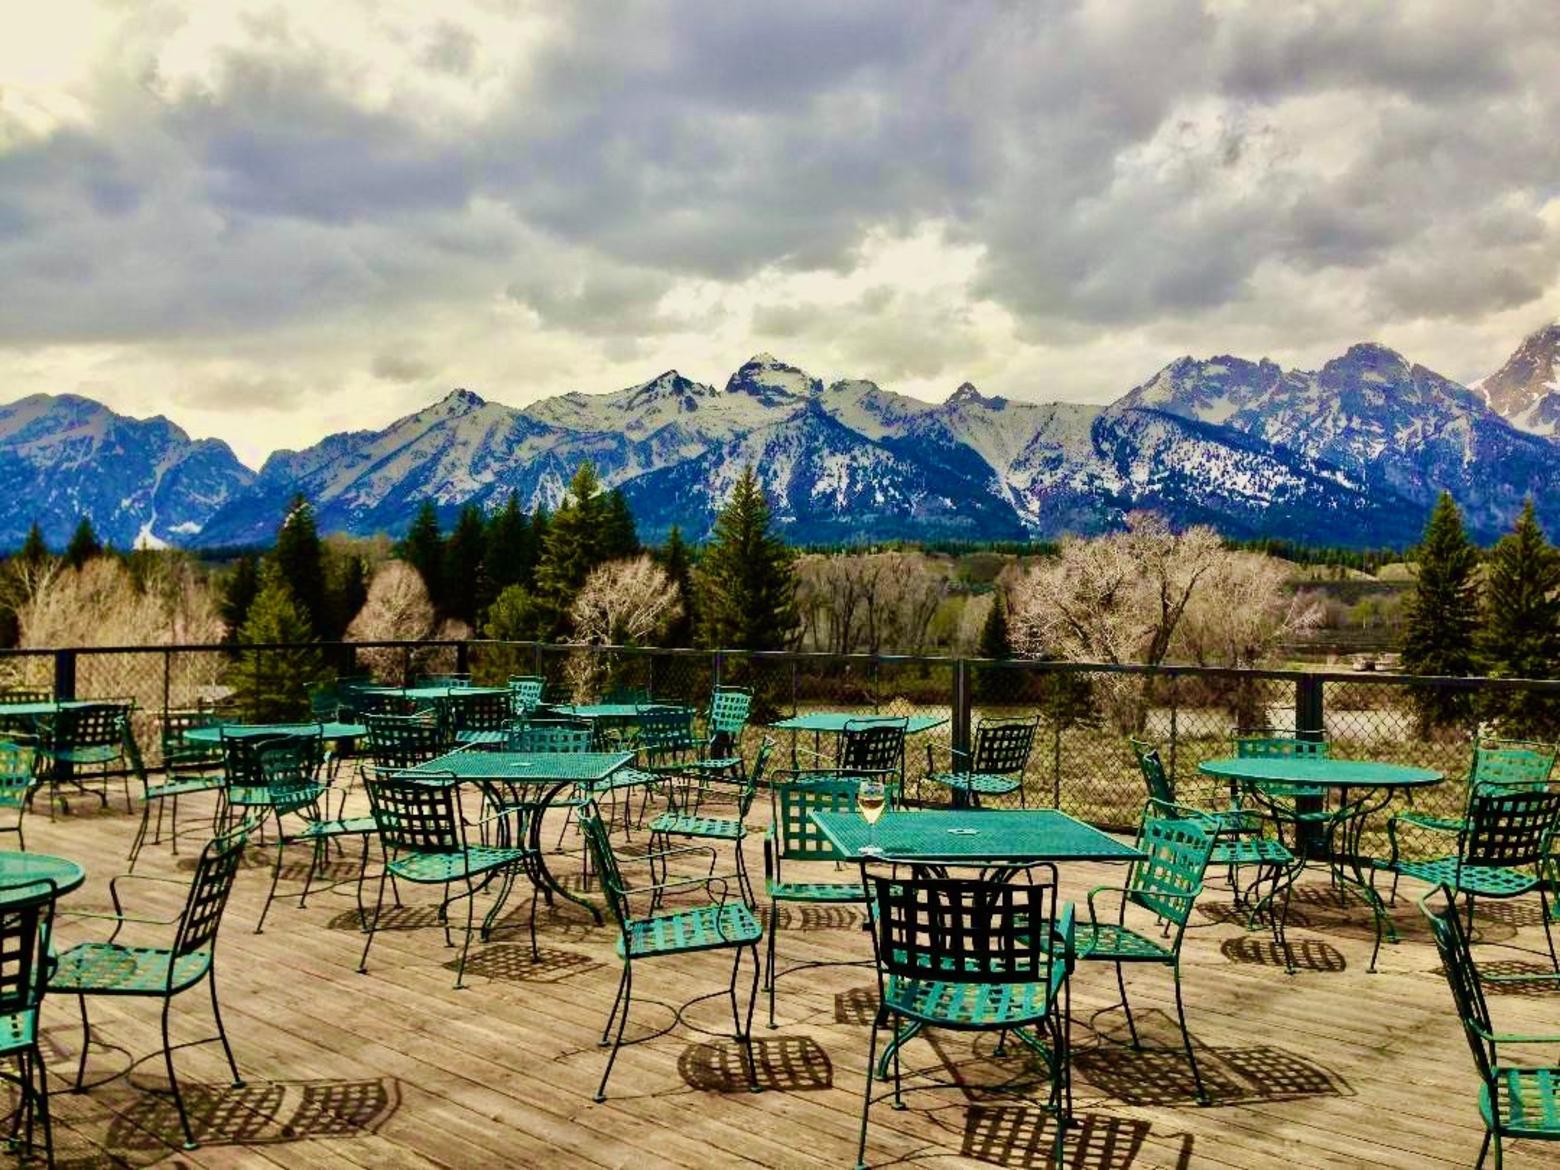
[570,556,682,646]
[795,552,948,655]
[346,561,436,682]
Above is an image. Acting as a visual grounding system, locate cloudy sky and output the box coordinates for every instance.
[2,0,1558,466]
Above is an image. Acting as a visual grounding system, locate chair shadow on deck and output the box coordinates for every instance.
[1220,935,1347,972]
[441,943,602,984]
[772,904,866,932]
[1074,1043,1349,1108]
[679,1036,833,1093]
[834,984,878,1025]
[100,1076,401,1152]
[962,1105,1162,1169]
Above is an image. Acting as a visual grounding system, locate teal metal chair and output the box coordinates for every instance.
[358,770,533,988]
[254,739,380,934]
[1077,801,1218,1103]
[923,715,1039,807]
[0,738,40,851]
[699,686,752,762]
[364,713,453,769]
[1420,884,1560,1168]
[649,738,774,903]
[1388,738,1556,904]
[577,801,762,1102]
[441,689,513,737]
[855,865,1074,1170]
[508,676,546,716]
[1379,782,1560,971]
[51,824,252,1151]
[128,711,226,870]
[36,701,137,814]
[0,878,58,1167]
[219,729,327,829]
[764,774,897,1028]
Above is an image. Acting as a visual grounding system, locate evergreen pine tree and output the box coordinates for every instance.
[656,525,696,647]
[527,507,549,581]
[695,466,797,650]
[400,501,446,616]
[602,489,640,559]
[220,554,261,645]
[444,503,488,628]
[977,589,1011,660]
[482,492,531,606]
[234,561,324,721]
[1475,500,1560,734]
[271,495,328,636]
[1401,492,1480,730]
[533,464,612,634]
[324,551,368,641]
[64,518,103,569]
[17,524,47,566]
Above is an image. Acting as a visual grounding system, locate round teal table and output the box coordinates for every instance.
[1198,755,1442,971]
[0,850,85,900]
[183,721,367,745]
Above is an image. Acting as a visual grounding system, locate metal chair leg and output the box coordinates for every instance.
[161,997,197,1150]
[209,968,243,1087]
[73,995,90,1091]
[594,964,633,1102]
[1174,966,1208,1104]
[1115,961,1139,1046]
[357,865,391,974]
[855,1007,881,1170]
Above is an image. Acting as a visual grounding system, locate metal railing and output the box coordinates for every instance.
[5,638,1558,832]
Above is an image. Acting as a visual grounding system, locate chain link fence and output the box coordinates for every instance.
[3,639,1559,832]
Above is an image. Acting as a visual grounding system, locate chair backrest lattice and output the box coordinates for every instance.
[1232,729,1329,760]
[637,706,695,764]
[868,868,1063,989]
[365,772,465,856]
[508,677,546,715]
[735,739,776,816]
[1471,738,1557,789]
[707,688,753,740]
[0,690,51,705]
[841,719,907,775]
[971,716,1040,775]
[1127,804,1214,928]
[1129,738,1175,805]
[173,826,250,962]
[1462,784,1560,870]
[577,803,631,928]
[441,690,512,733]
[0,880,56,1019]
[161,710,223,768]
[509,721,594,753]
[50,702,130,752]
[221,733,292,788]
[1420,887,1496,1091]
[365,714,451,769]
[257,741,321,811]
[772,777,867,862]
[0,740,37,797]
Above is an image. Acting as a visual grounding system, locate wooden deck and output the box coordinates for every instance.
[18,782,1559,1170]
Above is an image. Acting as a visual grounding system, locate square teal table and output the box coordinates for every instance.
[768,712,947,783]
[407,750,633,924]
[810,809,1141,865]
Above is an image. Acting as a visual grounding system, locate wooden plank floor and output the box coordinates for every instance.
[18,781,1559,1169]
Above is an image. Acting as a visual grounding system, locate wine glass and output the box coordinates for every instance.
[857,776,887,855]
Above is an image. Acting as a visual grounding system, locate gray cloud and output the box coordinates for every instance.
[0,0,1558,436]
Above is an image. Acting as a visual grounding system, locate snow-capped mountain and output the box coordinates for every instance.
[1117,343,1560,540]
[0,395,254,550]
[9,331,1560,551]
[1475,321,1560,436]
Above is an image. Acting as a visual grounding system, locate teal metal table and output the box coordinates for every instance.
[185,721,368,745]
[0,700,93,720]
[810,808,1140,865]
[0,850,85,899]
[364,685,510,703]
[768,712,948,784]
[1197,756,1442,971]
[811,808,1138,1077]
[408,750,633,924]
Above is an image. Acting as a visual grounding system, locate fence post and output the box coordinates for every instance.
[162,649,172,715]
[712,649,724,690]
[53,649,76,701]
[951,659,971,762]
[455,640,469,678]
[1296,674,1325,739]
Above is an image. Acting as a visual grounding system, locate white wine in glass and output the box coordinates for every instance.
[857,777,887,854]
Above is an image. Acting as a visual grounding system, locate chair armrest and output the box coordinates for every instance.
[1472,1019,1560,1045]
[615,844,714,866]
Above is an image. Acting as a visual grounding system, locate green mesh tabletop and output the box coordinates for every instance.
[184,721,368,744]
[769,713,947,735]
[0,700,93,719]
[409,750,633,785]
[1198,757,1443,791]
[550,703,691,721]
[364,685,510,702]
[810,809,1141,864]
[0,850,85,899]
